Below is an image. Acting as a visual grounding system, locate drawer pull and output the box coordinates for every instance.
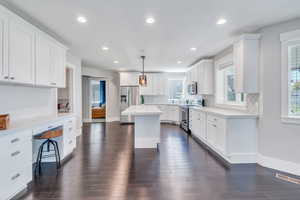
[213,124,217,127]
[69,128,72,131]
[11,138,20,144]
[11,150,21,157]
[69,140,73,144]
[11,173,20,181]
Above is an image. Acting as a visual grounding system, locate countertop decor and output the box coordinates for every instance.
[0,114,9,130]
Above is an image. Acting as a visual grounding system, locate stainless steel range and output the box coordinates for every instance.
[179,105,190,133]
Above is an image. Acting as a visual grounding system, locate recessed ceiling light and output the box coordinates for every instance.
[177,61,182,64]
[190,47,197,51]
[77,16,87,23]
[217,18,227,25]
[146,17,155,24]
[113,60,119,64]
[102,46,109,51]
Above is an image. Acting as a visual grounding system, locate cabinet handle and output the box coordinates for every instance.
[11,138,20,144]
[11,173,20,181]
[69,127,72,131]
[51,82,56,85]
[69,140,72,144]
[10,77,15,80]
[4,76,9,79]
[213,124,217,127]
[11,150,21,157]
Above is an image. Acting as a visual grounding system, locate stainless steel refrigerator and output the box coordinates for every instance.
[120,86,140,123]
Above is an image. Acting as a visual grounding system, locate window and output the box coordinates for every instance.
[168,79,184,100]
[216,61,245,107]
[288,45,300,115]
[280,29,300,123]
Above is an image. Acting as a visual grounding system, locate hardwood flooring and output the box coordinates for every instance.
[21,122,300,200]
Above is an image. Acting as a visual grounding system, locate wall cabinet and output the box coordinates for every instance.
[0,5,67,88]
[120,72,140,86]
[233,34,260,93]
[189,108,257,164]
[8,18,35,85]
[140,73,167,96]
[36,32,66,88]
[186,59,214,95]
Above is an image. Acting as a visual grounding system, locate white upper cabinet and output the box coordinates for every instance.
[8,17,35,85]
[186,59,214,95]
[233,34,260,93]
[0,11,8,82]
[0,5,67,88]
[36,34,66,88]
[36,33,52,86]
[197,59,214,95]
[120,72,140,86]
[50,43,66,88]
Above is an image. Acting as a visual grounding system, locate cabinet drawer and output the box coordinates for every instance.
[207,114,220,123]
[3,139,32,167]
[0,164,32,200]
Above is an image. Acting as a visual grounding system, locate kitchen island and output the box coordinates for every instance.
[122,105,162,149]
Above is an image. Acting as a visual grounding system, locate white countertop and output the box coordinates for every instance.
[0,113,74,136]
[122,105,163,116]
[190,106,258,119]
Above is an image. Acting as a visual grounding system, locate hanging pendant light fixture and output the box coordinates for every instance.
[139,55,147,87]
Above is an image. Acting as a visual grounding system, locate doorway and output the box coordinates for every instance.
[90,79,106,122]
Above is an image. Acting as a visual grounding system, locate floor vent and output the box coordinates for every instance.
[276,173,300,185]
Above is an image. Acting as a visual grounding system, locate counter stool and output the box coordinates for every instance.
[34,126,63,175]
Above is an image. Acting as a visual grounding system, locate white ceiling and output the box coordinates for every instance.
[2,0,300,72]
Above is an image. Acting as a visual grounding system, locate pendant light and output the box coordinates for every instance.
[139,55,147,87]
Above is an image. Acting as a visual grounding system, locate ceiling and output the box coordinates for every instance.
[2,0,300,72]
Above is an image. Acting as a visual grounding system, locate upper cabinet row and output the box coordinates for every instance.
[119,72,167,96]
[186,59,214,95]
[0,5,67,88]
[234,34,260,94]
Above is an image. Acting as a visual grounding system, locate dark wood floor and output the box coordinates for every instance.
[21,122,300,200]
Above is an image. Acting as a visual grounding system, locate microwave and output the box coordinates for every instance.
[188,82,197,95]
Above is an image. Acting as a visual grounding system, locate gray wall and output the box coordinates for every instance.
[258,18,300,164]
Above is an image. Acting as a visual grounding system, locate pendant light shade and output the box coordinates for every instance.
[139,55,147,87]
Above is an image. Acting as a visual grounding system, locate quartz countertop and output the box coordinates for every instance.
[122,105,163,116]
[0,113,75,136]
[190,106,258,119]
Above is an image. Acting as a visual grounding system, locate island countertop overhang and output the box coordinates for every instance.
[122,105,163,116]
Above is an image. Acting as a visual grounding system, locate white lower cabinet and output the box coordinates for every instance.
[0,130,32,200]
[190,108,257,164]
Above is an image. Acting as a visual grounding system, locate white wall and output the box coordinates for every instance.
[0,85,56,123]
[82,66,120,122]
[258,18,300,173]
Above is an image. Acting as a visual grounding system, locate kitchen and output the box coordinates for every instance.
[1,0,300,200]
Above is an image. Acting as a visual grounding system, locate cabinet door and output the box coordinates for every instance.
[35,33,52,86]
[0,12,8,81]
[216,118,226,154]
[51,44,66,88]
[8,18,35,84]
[199,112,206,140]
[206,121,217,146]
[234,41,244,93]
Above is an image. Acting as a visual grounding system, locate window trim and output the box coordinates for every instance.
[167,78,184,101]
[214,53,247,110]
[280,29,300,125]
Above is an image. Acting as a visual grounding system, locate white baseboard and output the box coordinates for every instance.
[228,153,257,164]
[257,154,300,176]
[106,117,120,122]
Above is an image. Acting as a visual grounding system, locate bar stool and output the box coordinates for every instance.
[34,126,63,175]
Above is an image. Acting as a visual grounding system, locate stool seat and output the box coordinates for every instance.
[34,126,63,139]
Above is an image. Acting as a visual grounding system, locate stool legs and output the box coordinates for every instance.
[34,139,61,175]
